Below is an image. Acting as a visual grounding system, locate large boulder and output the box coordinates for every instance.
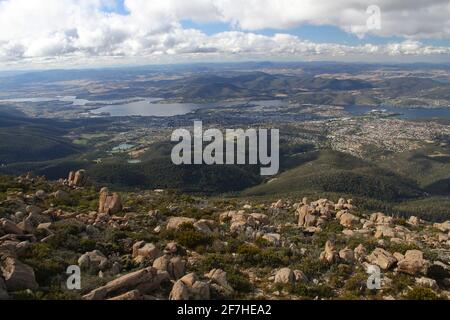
[206,269,234,296]
[366,248,397,270]
[416,277,438,290]
[68,170,87,187]
[297,205,315,227]
[434,221,450,233]
[152,255,186,280]
[166,217,196,231]
[408,216,421,226]
[193,219,217,234]
[339,247,355,263]
[169,273,210,300]
[339,213,360,229]
[52,190,70,201]
[262,233,281,246]
[374,225,396,239]
[108,290,142,301]
[0,255,38,291]
[78,250,109,272]
[354,244,367,262]
[274,268,295,285]
[370,212,393,225]
[0,219,23,235]
[320,241,339,264]
[98,187,122,215]
[83,267,168,300]
[169,280,190,300]
[132,242,161,264]
[397,250,429,276]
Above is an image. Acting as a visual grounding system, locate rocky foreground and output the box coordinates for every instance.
[0,171,449,300]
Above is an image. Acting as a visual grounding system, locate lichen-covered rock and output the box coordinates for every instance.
[366,248,397,270]
[169,273,210,300]
[339,247,355,263]
[274,268,295,285]
[132,241,162,264]
[397,250,429,276]
[166,217,196,231]
[98,187,122,215]
[83,267,168,300]
[0,219,23,235]
[78,250,109,272]
[320,241,339,264]
[206,269,234,296]
[0,255,38,292]
[169,280,190,300]
[339,213,359,229]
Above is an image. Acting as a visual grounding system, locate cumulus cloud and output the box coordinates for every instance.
[0,0,449,67]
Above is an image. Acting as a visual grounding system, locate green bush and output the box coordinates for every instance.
[227,270,253,294]
[173,223,213,250]
[405,287,440,300]
[195,253,235,274]
[22,243,67,286]
[236,244,292,268]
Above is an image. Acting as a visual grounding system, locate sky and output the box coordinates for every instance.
[1,0,450,69]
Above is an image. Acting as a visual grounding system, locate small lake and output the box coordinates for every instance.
[91,99,284,117]
[345,105,450,120]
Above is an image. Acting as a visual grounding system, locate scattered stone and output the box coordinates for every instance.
[370,212,393,225]
[262,233,281,246]
[166,217,196,231]
[366,248,397,270]
[393,252,405,261]
[170,273,210,300]
[169,280,190,300]
[108,290,142,301]
[17,219,35,234]
[0,219,23,235]
[354,244,367,262]
[274,268,295,285]
[0,255,38,291]
[153,255,186,280]
[206,269,234,295]
[320,241,339,264]
[53,190,70,201]
[339,213,359,229]
[132,242,162,264]
[408,216,420,226]
[434,221,450,233]
[83,267,169,300]
[339,247,355,263]
[68,170,87,187]
[375,225,396,239]
[78,250,109,272]
[416,277,438,289]
[35,190,46,199]
[98,187,122,215]
[397,250,429,276]
[193,219,217,234]
[293,270,308,283]
[164,242,179,255]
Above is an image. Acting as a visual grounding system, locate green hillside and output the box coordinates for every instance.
[243,150,423,201]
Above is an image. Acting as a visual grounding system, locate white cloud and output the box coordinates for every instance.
[0,0,449,67]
